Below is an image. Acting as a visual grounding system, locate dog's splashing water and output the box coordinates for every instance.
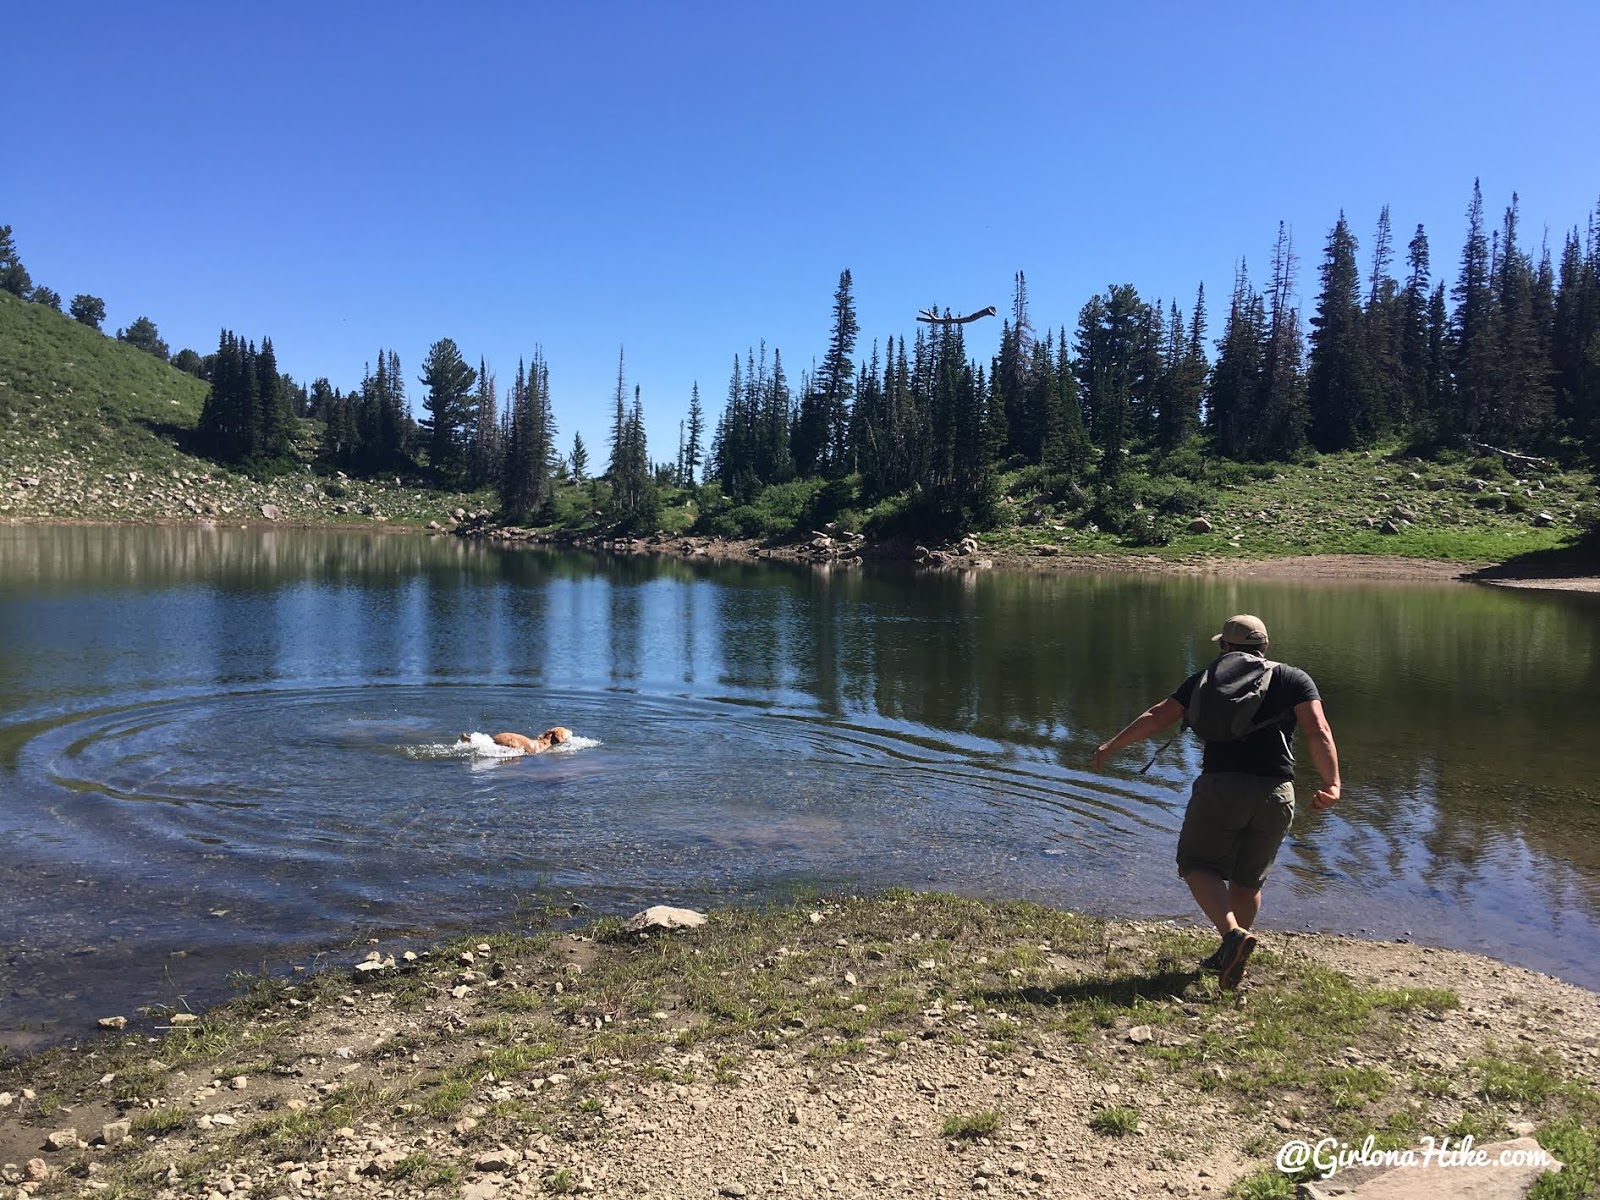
[406,732,603,761]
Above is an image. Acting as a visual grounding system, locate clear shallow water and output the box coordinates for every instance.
[1,525,1598,1050]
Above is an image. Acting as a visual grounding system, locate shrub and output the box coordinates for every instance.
[1468,455,1512,482]
[1089,1105,1140,1136]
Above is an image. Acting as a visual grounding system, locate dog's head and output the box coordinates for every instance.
[543,726,573,745]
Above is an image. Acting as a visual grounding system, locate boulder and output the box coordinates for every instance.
[1426,478,1448,490]
[1380,520,1400,535]
[1187,517,1212,534]
[1534,512,1555,527]
[624,905,707,933]
[1389,506,1418,522]
[259,503,282,520]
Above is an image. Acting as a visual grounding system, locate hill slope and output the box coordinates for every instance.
[0,294,478,524]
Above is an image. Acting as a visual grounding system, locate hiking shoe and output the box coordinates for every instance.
[1216,928,1258,990]
[1200,939,1229,972]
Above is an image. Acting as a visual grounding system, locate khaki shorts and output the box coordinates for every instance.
[1175,772,1296,889]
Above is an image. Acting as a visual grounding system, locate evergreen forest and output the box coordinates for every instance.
[3,178,1598,547]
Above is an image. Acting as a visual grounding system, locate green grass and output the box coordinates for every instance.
[1089,1104,1141,1136]
[942,1109,1003,1140]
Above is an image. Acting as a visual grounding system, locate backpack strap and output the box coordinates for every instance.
[1233,661,1284,737]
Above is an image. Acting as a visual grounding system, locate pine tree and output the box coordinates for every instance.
[117,316,170,361]
[498,351,555,520]
[69,294,106,329]
[684,382,705,487]
[1365,206,1403,433]
[1452,179,1496,440]
[825,270,864,476]
[570,431,589,482]
[0,226,31,298]
[1307,214,1373,451]
[607,348,628,481]
[418,338,477,483]
[1208,262,1265,459]
[1166,283,1208,449]
[467,358,502,488]
[1553,208,1600,449]
[760,348,794,483]
[1256,223,1309,459]
[255,336,287,461]
[1400,225,1434,432]
[1075,284,1147,485]
[1486,194,1554,445]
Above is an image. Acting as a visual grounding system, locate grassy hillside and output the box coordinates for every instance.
[0,292,484,524]
[978,448,1599,565]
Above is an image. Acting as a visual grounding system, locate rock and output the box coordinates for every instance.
[1380,520,1400,535]
[44,1130,78,1151]
[259,503,282,520]
[623,905,707,932]
[462,1183,500,1200]
[1534,512,1555,527]
[97,1016,127,1030]
[25,1160,48,1183]
[1187,517,1212,533]
[1389,506,1418,522]
[474,1150,518,1172]
[1426,478,1448,491]
[100,1121,131,1147]
[958,536,980,555]
[1507,1120,1537,1137]
[719,1186,748,1198]
[1126,1025,1155,1044]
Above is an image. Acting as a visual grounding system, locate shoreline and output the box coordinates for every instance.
[15,515,1594,591]
[1,894,1593,1198]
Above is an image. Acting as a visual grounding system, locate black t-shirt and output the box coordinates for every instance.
[1171,657,1320,780]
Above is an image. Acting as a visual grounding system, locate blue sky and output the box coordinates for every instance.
[5,2,1595,465]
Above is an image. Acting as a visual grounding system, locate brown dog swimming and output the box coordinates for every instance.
[460,727,572,755]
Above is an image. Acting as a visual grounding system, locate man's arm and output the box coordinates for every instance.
[1091,697,1185,769]
[1294,698,1341,810]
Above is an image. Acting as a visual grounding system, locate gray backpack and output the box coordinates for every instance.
[1186,653,1279,742]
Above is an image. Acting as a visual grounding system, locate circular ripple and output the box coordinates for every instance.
[8,683,1175,915]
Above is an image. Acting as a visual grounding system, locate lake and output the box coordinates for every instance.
[2,524,1597,1052]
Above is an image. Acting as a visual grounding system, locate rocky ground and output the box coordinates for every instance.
[2,896,1595,1200]
[0,459,477,528]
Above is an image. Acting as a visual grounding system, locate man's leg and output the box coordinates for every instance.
[1228,883,1262,930]
[1184,869,1240,936]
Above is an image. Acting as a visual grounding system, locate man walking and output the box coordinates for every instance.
[1090,615,1340,988]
